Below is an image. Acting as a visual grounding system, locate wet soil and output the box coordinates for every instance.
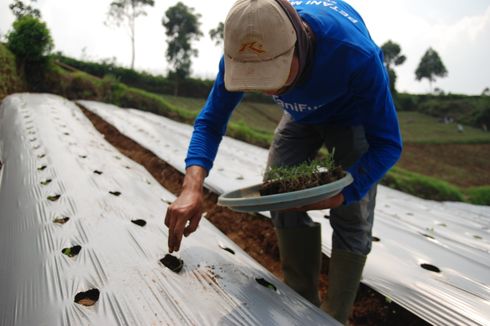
[160,254,184,273]
[80,105,430,326]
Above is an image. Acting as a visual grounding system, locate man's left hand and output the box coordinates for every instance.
[283,193,344,212]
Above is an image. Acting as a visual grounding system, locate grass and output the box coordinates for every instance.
[0,43,24,99]
[397,111,490,144]
[382,167,465,202]
[382,167,490,205]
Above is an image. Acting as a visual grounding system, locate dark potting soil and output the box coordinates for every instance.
[259,167,345,196]
[160,254,184,273]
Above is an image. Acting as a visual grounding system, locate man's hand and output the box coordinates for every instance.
[283,193,344,212]
[164,166,206,253]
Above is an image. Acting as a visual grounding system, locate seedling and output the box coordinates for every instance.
[260,150,344,196]
[62,245,81,257]
[40,179,52,186]
[255,278,277,291]
[109,191,121,196]
[47,194,61,201]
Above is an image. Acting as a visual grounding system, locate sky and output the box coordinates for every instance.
[1,0,489,95]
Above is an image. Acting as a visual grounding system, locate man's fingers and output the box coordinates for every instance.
[167,210,177,253]
[184,214,201,237]
[172,220,187,252]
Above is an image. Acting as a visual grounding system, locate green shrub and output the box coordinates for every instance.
[53,54,213,98]
[7,16,53,63]
[382,167,464,202]
[0,43,24,99]
[465,186,490,206]
[7,16,53,90]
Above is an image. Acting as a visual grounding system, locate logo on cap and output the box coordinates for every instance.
[239,41,266,54]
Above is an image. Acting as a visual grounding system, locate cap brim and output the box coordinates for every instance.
[224,46,295,92]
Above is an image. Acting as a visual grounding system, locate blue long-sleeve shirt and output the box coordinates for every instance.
[185,0,402,204]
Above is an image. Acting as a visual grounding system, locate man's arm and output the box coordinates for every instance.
[165,57,243,252]
[341,52,403,204]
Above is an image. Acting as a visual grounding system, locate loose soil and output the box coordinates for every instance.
[80,106,429,326]
[160,254,184,273]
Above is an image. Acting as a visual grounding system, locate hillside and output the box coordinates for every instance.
[1,47,489,205]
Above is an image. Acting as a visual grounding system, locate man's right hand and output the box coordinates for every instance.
[164,166,206,253]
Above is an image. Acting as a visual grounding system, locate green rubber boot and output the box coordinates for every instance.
[321,249,366,325]
[275,222,322,306]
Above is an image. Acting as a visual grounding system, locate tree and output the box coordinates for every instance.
[209,22,224,47]
[7,15,53,89]
[482,87,490,96]
[9,0,41,19]
[380,40,406,94]
[415,47,448,93]
[162,2,202,96]
[7,16,53,64]
[107,0,155,69]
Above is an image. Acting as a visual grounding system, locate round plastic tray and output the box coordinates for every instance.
[218,172,353,212]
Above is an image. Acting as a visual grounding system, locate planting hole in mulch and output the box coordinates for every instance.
[47,194,61,202]
[38,165,47,171]
[79,155,87,159]
[62,245,82,257]
[255,278,277,291]
[33,145,41,150]
[420,232,435,240]
[0,160,2,171]
[109,191,121,196]
[63,132,70,136]
[54,217,70,224]
[324,214,330,219]
[93,170,103,175]
[160,254,184,273]
[219,245,235,255]
[40,179,52,186]
[74,289,100,306]
[372,236,381,242]
[29,138,37,142]
[38,154,46,158]
[420,263,441,273]
[473,235,482,240]
[131,219,146,227]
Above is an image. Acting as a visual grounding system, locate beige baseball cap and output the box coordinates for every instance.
[224,0,297,92]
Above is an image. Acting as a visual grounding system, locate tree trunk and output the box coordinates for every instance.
[130,21,135,69]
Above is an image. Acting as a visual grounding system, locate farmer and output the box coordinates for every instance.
[165,0,402,323]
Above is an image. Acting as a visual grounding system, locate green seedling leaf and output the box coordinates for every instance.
[40,179,52,186]
[255,278,277,291]
[38,165,47,171]
[47,194,61,201]
[62,245,81,257]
